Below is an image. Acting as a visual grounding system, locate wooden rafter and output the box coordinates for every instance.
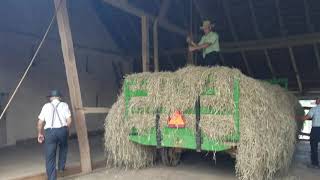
[241,52,252,75]
[289,47,303,92]
[303,0,320,74]
[218,0,253,75]
[275,0,302,92]
[264,49,276,79]
[247,0,275,78]
[103,0,187,36]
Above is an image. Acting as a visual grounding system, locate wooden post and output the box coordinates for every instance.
[153,19,159,72]
[54,0,92,173]
[187,51,194,65]
[141,15,150,72]
[188,0,194,65]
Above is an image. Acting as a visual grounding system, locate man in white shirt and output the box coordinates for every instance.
[302,97,320,169]
[37,90,72,180]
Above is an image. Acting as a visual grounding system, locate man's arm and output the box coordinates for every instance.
[189,43,210,52]
[296,114,312,121]
[302,115,312,121]
[189,33,217,52]
[37,120,45,143]
[66,116,72,129]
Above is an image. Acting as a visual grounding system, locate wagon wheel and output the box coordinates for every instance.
[160,148,182,166]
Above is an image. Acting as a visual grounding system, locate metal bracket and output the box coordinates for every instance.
[195,96,202,152]
[155,109,162,148]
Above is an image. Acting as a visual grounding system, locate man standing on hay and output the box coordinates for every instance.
[301,97,320,169]
[187,20,221,66]
[37,90,72,180]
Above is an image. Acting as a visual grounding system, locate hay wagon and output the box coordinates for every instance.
[124,75,288,166]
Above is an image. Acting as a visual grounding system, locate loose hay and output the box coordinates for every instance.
[104,66,302,180]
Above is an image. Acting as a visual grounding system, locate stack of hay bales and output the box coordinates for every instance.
[104,66,302,179]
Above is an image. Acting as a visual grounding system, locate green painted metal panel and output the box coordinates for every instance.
[124,75,241,151]
[265,78,288,89]
[129,127,231,151]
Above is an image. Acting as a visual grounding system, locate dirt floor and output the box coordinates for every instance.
[0,134,104,180]
[0,135,319,180]
[63,142,320,180]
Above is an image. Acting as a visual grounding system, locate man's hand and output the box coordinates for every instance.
[189,46,198,52]
[38,133,45,144]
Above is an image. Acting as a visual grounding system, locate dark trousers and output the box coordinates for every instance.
[197,51,221,67]
[44,127,69,180]
[310,127,320,166]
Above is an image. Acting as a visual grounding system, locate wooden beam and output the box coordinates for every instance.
[292,90,320,100]
[162,32,320,55]
[288,47,303,93]
[222,32,320,52]
[54,0,92,173]
[153,19,159,72]
[187,51,194,65]
[82,107,109,114]
[103,0,187,36]
[141,16,150,72]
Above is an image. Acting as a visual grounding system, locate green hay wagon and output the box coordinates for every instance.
[124,76,288,166]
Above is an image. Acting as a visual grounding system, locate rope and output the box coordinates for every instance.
[0,0,64,121]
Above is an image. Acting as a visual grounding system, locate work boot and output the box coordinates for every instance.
[57,169,65,177]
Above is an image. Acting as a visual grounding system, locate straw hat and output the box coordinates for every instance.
[200,20,215,29]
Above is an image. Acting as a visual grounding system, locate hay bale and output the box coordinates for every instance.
[104,66,301,179]
[104,95,156,168]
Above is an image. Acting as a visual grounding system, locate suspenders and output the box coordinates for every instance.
[50,102,63,128]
